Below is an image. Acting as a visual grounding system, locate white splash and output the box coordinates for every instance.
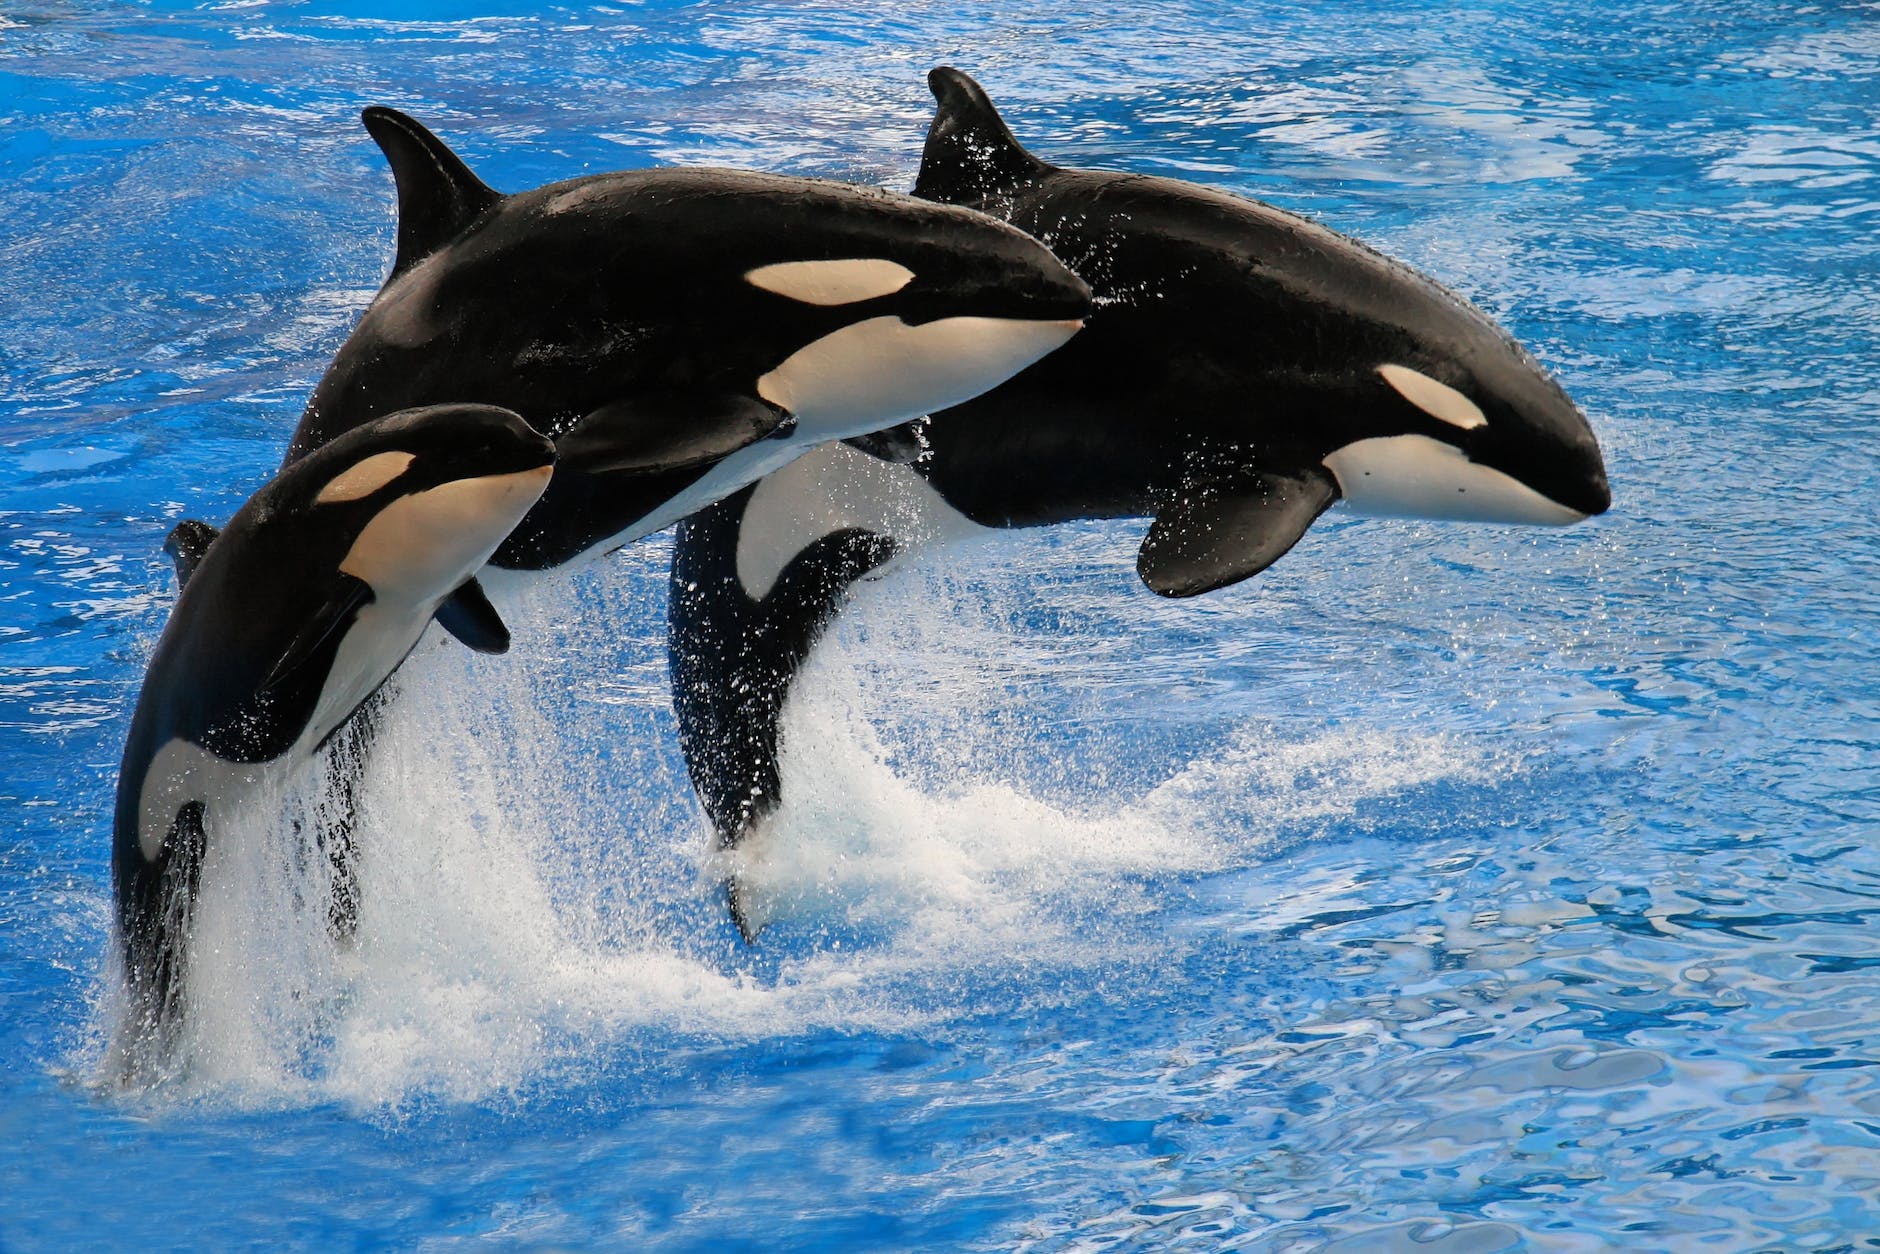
[96,556,1509,1108]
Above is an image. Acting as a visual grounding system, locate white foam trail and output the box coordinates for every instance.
[95,555,1510,1108]
[726,676,1499,941]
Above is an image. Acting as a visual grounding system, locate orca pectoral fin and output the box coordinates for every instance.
[842,417,931,465]
[259,575,375,697]
[162,519,220,589]
[555,392,793,477]
[1137,469,1337,598]
[433,577,510,654]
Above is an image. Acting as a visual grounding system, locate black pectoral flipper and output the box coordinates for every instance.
[842,418,930,466]
[555,392,793,476]
[1137,468,1338,598]
[258,574,376,698]
[492,392,797,570]
[914,66,1053,206]
[669,485,900,857]
[434,577,510,654]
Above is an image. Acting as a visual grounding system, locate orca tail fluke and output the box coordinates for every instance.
[726,879,763,944]
[360,106,503,278]
[915,67,1052,204]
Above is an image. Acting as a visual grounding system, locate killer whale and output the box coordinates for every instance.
[275,106,1090,929]
[112,404,554,1076]
[290,107,1091,601]
[668,68,1612,934]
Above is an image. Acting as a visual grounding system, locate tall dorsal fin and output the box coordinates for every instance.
[360,106,503,278]
[913,67,1052,205]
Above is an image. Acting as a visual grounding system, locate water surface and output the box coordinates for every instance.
[4,2,1879,1248]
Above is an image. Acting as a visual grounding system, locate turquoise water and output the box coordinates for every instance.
[5,2,1880,1248]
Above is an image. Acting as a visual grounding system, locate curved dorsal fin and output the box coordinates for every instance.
[914,67,1052,205]
[360,106,503,278]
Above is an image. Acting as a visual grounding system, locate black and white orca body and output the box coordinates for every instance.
[112,404,554,1072]
[289,107,1091,589]
[669,69,1612,931]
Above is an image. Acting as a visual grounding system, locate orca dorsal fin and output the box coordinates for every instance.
[360,106,503,278]
[914,67,1052,205]
[162,519,220,589]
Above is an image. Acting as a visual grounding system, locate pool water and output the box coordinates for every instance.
[5,2,1880,1249]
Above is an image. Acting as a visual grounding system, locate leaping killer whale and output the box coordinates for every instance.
[669,68,1612,934]
[112,404,554,1076]
[252,106,1090,932]
[289,106,1091,608]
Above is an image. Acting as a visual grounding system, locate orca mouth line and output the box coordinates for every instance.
[886,300,1092,330]
[891,273,1093,328]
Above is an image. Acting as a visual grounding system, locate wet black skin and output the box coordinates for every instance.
[669,69,1612,934]
[906,68,1609,531]
[249,108,1091,968]
[113,404,553,1074]
[289,108,1091,571]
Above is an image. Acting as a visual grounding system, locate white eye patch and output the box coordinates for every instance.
[745,258,916,306]
[1377,363,1487,431]
[315,451,416,504]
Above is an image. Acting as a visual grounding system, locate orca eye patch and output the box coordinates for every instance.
[744,258,917,306]
[1377,364,1487,432]
[315,451,416,504]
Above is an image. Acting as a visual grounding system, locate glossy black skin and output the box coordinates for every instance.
[672,492,896,882]
[113,404,553,1070]
[907,69,1608,528]
[288,109,1090,570]
[670,69,1611,911]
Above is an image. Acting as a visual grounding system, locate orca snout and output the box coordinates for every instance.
[1472,373,1612,521]
[1329,357,1611,527]
[981,243,1091,324]
[1013,254,1095,323]
[442,404,557,476]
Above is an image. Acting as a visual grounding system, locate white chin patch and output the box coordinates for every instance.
[1377,363,1487,431]
[744,258,916,306]
[755,315,1081,439]
[338,465,552,605]
[1324,435,1584,525]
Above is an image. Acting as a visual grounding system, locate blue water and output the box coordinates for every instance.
[5,1,1880,1248]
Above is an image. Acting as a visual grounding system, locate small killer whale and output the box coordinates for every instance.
[112,404,554,1074]
[290,106,1091,622]
[668,68,1612,935]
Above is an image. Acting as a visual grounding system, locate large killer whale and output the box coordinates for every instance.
[669,68,1612,934]
[113,404,554,1075]
[249,105,1090,928]
[289,106,1091,604]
